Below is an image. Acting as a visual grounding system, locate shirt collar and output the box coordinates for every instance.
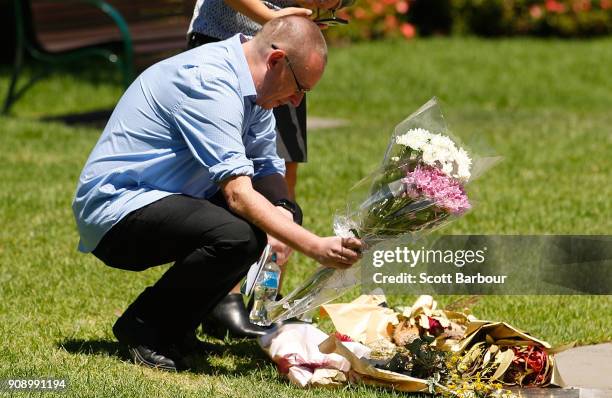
[228,34,257,99]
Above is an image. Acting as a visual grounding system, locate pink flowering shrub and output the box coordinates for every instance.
[451,0,612,37]
[324,0,417,42]
[323,0,611,42]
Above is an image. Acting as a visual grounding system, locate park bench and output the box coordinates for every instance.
[3,0,196,114]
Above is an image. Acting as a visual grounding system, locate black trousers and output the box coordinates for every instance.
[93,193,267,343]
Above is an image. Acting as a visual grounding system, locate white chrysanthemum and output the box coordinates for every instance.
[395,134,410,147]
[457,164,471,181]
[429,133,455,150]
[442,161,454,175]
[454,147,472,181]
[395,128,431,150]
[405,128,431,149]
[455,147,472,168]
[433,145,454,164]
[395,128,472,181]
[421,146,439,166]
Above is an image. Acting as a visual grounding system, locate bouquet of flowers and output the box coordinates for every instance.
[348,125,472,242]
[450,321,568,389]
[263,98,499,325]
[316,295,566,396]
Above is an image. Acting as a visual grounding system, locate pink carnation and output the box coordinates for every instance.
[402,165,471,214]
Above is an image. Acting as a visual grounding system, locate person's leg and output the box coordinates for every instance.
[284,161,298,201]
[274,100,307,291]
[94,193,266,368]
[275,98,308,175]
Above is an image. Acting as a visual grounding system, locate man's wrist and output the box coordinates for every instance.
[275,206,293,221]
[273,199,303,225]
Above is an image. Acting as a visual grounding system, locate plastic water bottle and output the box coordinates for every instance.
[249,253,280,326]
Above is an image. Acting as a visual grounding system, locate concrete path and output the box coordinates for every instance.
[307,116,348,130]
[555,343,612,392]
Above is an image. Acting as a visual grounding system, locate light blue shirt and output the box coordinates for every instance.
[72,34,285,253]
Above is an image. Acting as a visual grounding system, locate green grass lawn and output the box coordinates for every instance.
[1,37,611,397]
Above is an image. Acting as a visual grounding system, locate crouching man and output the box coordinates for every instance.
[72,16,362,371]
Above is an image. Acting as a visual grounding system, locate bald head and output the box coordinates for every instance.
[244,16,328,109]
[252,16,327,71]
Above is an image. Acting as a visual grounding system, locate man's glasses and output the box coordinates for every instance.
[271,44,310,94]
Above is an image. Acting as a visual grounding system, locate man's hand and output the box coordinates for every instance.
[221,176,363,271]
[313,236,363,269]
[226,0,312,24]
[267,235,292,265]
[273,7,313,19]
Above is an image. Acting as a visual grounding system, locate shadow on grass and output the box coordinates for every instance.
[40,108,113,129]
[57,337,271,376]
[188,339,272,376]
[0,59,121,125]
[59,338,130,361]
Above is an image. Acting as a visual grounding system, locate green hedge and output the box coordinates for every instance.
[325,0,612,41]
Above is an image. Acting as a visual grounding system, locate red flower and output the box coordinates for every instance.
[400,23,416,39]
[385,14,399,30]
[510,346,549,386]
[529,5,544,19]
[371,2,385,15]
[545,0,567,13]
[427,317,445,336]
[396,0,409,14]
[528,348,545,373]
[353,7,367,20]
[337,8,350,19]
[572,0,592,12]
[334,332,354,342]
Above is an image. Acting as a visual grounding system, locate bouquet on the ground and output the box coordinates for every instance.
[317,295,567,396]
[263,98,499,325]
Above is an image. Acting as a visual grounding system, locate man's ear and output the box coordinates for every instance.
[267,49,285,69]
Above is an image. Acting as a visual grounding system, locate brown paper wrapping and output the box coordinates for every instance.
[320,296,570,391]
[321,295,399,345]
[453,321,570,387]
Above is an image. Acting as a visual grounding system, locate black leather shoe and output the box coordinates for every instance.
[201,293,271,339]
[127,344,185,371]
[113,312,187,371]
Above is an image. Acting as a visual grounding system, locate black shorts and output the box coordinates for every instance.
[188,32,308,163]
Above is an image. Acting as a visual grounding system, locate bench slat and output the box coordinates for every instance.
[38,17,191,53]
[28,0,195,56]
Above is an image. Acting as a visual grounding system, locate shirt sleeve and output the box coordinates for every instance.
[172,72,254,183]
[246,106,286,180]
